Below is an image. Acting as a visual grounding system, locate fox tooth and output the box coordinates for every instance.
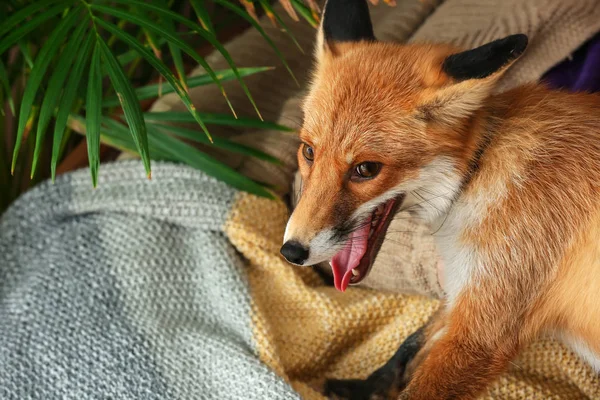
[351,269,359,276]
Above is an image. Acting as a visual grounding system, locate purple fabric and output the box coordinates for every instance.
[542,32,600,93]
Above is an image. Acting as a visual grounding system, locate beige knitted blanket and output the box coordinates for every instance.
[140,1,600,398]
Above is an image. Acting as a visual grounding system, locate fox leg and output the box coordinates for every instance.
[400,290,525,400]
[326,283,528,400]
[324,309,446,400]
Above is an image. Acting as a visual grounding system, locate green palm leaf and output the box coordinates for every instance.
[167,42,186,91]
[31,19,89,177]
[0,0,65,38]
[213,0,298,85]
[0,3,69,55]
[51,33,95,181]
[97,37,152,178]
[92,4,238,118]
[147,122,281,164]
[95,0,264,120]
[114,37,168,68]
[11,6,80,173]
[146,124,275,198]
[86,43,103,187]
[101,67,272,107]
[96,18,213,142]
[258,0,303,53]
[17,40,35,69]
[190,0,214,32]
[100,116,172,160]
[157,0,187,90]
[99,118,150,155]
[99,117,275,199]
[3,0,310,200]
[290,0,319,27]
[143,111,293,132]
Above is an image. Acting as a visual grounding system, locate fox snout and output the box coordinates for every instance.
[280,240,310,265]
[280,203,340,267]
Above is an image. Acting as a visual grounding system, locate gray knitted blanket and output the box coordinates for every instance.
[0,161,298,400]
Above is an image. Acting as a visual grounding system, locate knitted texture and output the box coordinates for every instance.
[1,161,599,398]
[226,191,600,400]
[0,161,297,400]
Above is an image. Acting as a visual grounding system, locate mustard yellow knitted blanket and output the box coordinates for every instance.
[226,193,600,399]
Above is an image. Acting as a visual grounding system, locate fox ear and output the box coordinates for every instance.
[418,34,528,124]
[316,0,376,60]
[442,34,528,81]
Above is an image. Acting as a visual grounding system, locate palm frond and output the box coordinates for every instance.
[11,6,81,173]
[145,121,282,165]
[0,3,69,55]
[143,111,293,132]
[97,0,265,120]
[92,3,238,118]
[102,67,273,107]
[86,44,103,187]
[98,116,276,199]
[213,0,298,84]
[146,123,275,198]
[2,0,359,209]
[166,35,187,91]
[97,38,152,178]
[0,0,65,38]
[51,33,95,181]
[97,17,213,143]
[17,40,35,69]
[290,0,319,27]
[31,18,89,177]
[190,0,214,32]
[258,0,303,53]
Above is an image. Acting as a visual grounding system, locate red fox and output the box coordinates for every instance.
[279,0,600,399]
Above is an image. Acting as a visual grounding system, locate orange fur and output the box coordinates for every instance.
[286,9,600,400]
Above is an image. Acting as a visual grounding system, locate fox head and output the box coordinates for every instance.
[280,0,528,291]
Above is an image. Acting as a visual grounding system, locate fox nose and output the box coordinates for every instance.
[280,241,309,265]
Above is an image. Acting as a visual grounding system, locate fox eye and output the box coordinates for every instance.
[302,144,314,162]
[354,162,382,180]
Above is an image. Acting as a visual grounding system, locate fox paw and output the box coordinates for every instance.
[325,328,424,399]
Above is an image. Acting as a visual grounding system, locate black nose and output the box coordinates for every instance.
[280,241,309,265]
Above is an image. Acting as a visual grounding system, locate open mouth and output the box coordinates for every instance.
[329,194,405,292]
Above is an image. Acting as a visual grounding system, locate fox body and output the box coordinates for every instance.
[279,0,600,399]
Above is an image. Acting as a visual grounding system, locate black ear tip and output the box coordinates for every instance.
[507,33,528,58]
[442,33,529,81]
[322,0,375,43]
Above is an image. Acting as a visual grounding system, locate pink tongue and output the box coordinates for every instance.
[330,216,371,292]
